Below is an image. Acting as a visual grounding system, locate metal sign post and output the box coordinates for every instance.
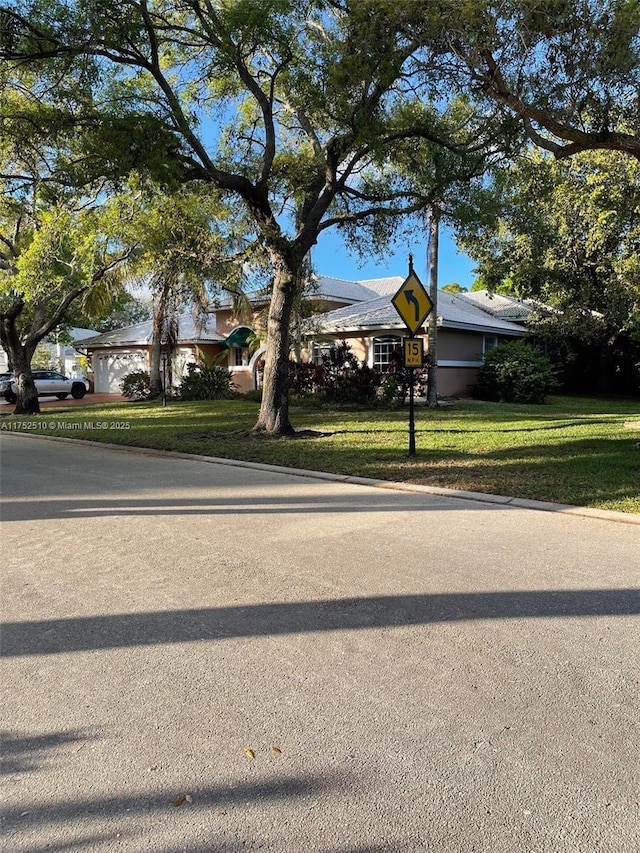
[408,361,416,456]
[403,336,424,456]
[392,256,432,457]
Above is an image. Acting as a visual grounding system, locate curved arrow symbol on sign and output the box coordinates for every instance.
[404,289,420,322]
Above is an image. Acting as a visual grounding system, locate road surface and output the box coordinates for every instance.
[1,433,639,852]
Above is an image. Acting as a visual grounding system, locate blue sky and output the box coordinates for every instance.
[311,223,477,289]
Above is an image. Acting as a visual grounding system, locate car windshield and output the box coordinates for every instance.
[34,371,68,379]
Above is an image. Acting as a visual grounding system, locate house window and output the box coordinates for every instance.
[483,335,498,356]
[372,336,401,371]
[234,347,249,367]
[311,342,333,365]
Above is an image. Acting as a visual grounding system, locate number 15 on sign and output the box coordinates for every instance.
[403,337,424,368]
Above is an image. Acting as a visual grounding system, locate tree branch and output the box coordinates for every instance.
[25,286,88,347]
[466,47,640,161]
[318,197,429,232]
[0,294,25,323]
[90,243,138,284]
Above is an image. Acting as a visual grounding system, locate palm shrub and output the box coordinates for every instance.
[477,341,557,403]
[179,363,238,400]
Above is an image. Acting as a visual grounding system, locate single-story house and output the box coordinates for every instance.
[81,277,533,396]
[79,313,242,393]
[81,276,393,393]
[306,285,528,396]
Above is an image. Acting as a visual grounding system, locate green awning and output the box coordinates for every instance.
[223,328,253,349]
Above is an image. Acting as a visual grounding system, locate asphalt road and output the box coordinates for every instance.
[1,433,639,853]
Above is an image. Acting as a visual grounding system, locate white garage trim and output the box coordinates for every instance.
[93,349,148,393]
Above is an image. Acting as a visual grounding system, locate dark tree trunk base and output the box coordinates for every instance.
[14,399,41,415]
[251,421,296,437]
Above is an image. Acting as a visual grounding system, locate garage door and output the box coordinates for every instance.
[94,351,147,393]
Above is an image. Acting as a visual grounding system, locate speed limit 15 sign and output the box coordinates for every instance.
[403,337,424,368]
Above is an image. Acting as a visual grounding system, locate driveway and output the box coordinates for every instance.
[0,392,127,409]
[1,433,638,853]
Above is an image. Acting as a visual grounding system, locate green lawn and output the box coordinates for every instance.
[3,395,640,514]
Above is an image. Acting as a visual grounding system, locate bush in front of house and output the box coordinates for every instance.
[287,361,325,406]
[288,360,324,395]
[327,362,380,404]
[178,363,238,400]
[120,371,153,401]
[320,341,381,405]
[287,343,381,406]
[375,373,404,408]
[477,340,557,404]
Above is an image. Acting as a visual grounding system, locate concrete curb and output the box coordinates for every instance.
[5,430,640,526]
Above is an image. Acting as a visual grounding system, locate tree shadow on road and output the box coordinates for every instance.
[2,589,638,658]
[4,761,362,852]
[1,729,94,775]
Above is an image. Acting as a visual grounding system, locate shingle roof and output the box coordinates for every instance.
[309,289,526,335]
[69,327,99,341]
[216,275,403,308]
[310,294,397,329]
[210,289,270,309]
[209,275,404,307]
[310,275,402,302]
[461,290,538,320]
[441,291,526,331]
[353,276,404,296]
[81,313,223,348]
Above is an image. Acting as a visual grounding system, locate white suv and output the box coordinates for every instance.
[1,370,88,403]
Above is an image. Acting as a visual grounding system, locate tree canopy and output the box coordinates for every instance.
[391,0,640,160]
[456,148,640,392]
[1,0,495,430]
[1,0,638,417]
[0,89,136,412]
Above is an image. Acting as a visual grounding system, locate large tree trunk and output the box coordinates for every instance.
[253,256,298,435]
[426,207,440,409]
[0,301,40,414]
[11,347,40,415]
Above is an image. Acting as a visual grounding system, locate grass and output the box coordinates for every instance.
[2,394,639,514]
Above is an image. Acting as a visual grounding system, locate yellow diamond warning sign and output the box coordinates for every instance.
[392,271,433,336]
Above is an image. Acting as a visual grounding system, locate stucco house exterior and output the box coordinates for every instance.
[305,284,529,396]
[81,275,392,393]
[81,276,531,396]
[80,312,236,393]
